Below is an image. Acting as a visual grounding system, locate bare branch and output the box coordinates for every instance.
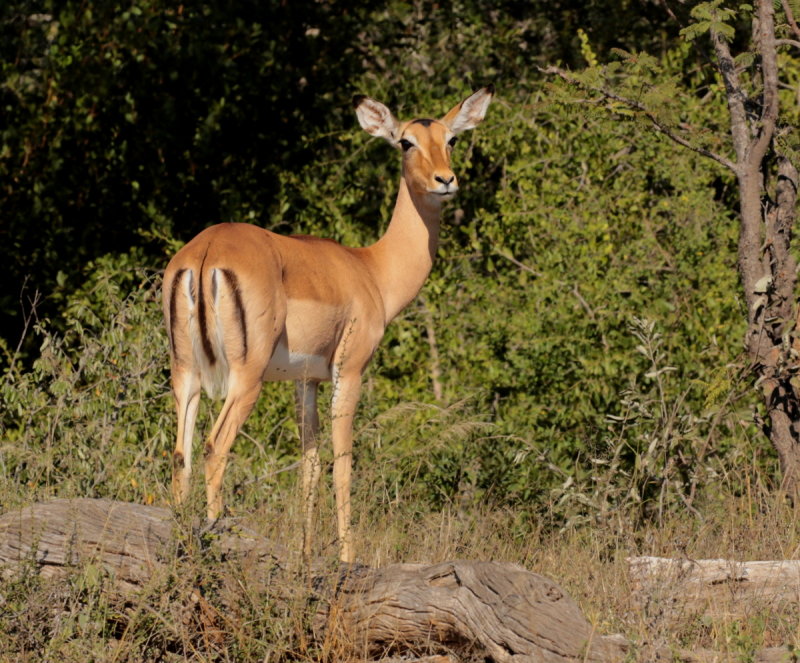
[750,0,780,170]
[782,0,800,42]
[732,0,782,325]
[495,249,543,278]
[706,10,764,329]
[2,278,41,381]
[709,29,750,163]
[418,296,444,403]
[776,38,800,50]
[538,65,738,172]
[766,156,800,326]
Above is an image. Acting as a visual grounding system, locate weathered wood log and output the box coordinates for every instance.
[0,497,286,591]
[628,555,800,617]
[629,556,800,663]
[316,560,629,662]
[0,498,628,662]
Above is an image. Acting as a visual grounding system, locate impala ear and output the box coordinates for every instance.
[441,84,495,135]
[353,95,401,146]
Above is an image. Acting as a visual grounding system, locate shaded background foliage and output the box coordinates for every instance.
[0,0,679,342]
[0,0,768,525]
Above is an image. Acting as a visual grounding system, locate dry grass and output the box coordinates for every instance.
[346,477,800,661]
[1,456,800,661]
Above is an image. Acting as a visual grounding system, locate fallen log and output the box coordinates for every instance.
[0,498,627,662]
[628,555,800,617]
[628,556,800,663]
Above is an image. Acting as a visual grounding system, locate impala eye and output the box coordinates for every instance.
[448,136,458,148]
[399,138,414,152]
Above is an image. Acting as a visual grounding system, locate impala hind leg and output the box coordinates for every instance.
[295,379,321,565]
[203,375,264,520]
[171,368,201,505]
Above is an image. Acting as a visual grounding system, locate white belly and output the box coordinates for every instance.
[263,341,331,382]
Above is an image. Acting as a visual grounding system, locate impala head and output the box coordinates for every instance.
[354,85,494,202]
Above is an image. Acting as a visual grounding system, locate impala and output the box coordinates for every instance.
[162,86,493,563]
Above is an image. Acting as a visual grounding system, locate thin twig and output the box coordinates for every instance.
[782,0,800,42]
[2,278,41,381]
[538,65,738,173]
[418,296,444,403]
[776,38,800,50]
[496,250,543,278]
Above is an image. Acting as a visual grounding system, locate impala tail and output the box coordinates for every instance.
[166,263,247,401]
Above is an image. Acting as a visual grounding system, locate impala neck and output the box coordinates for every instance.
[367,176,443,324]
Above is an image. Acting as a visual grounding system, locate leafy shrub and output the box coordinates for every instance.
[0,253,172,510]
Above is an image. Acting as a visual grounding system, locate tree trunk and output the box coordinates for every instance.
[713,0,800,498]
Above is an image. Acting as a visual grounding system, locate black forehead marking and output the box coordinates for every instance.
[412,118,435,127]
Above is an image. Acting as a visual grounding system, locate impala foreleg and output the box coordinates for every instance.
[330,372,362,563]
[204,378,263,520]
[171,368,201,505]
[295,379,321,565]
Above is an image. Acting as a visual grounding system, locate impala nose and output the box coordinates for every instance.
[435,174,455,186]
